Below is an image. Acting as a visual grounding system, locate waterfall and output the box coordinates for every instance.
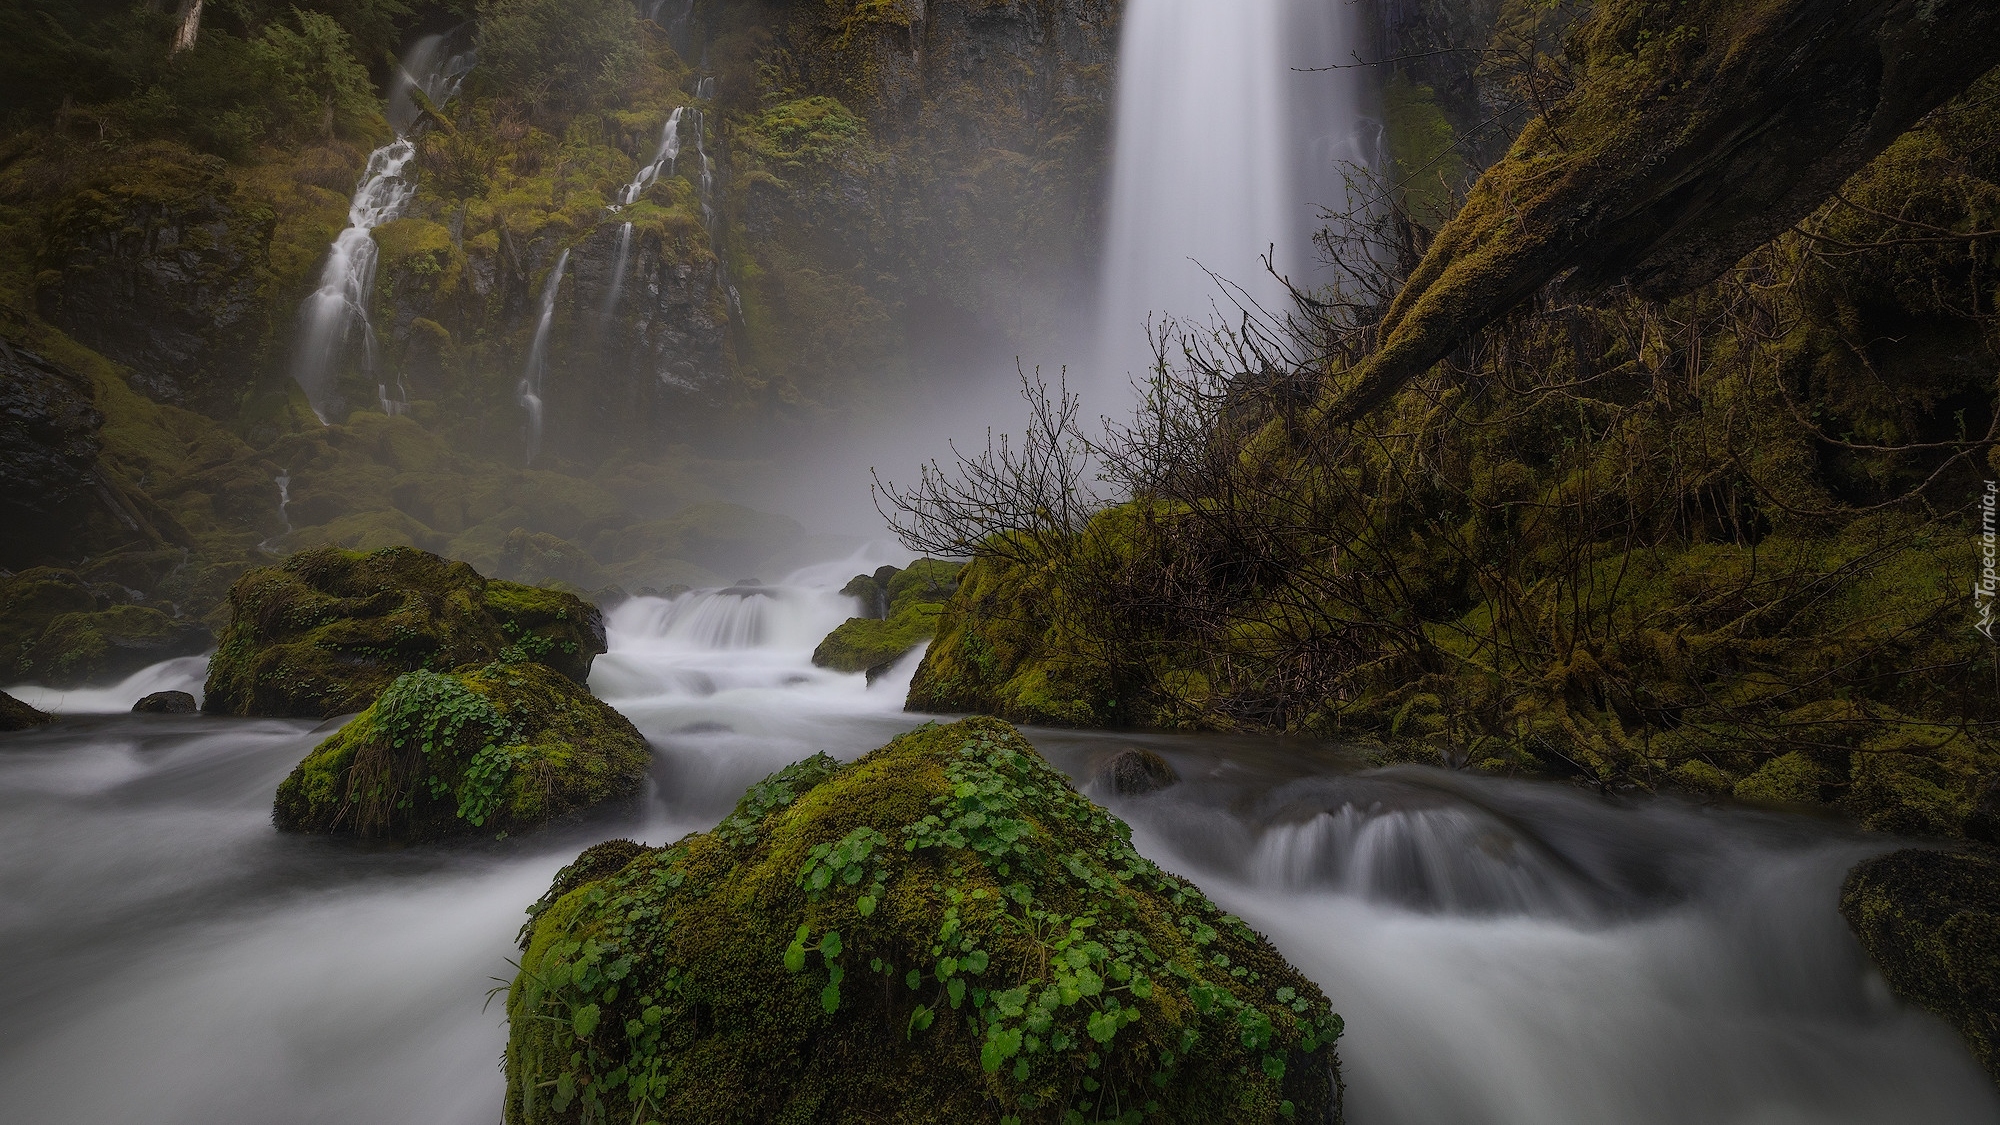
[257,472,292,555]
[604,108,685,321]
[518,249,570,465]
[1096,0,1370,399]
[289,34,474,421]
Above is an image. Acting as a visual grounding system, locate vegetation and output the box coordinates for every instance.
[813,558,963,675]
[0,690,53,731]
[203,545,604,717]
[274,660,649,839]
[505,717,1343,1124]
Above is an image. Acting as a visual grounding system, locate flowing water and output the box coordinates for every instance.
[0,554,1993,1123]
[291,34,474,421]
[603,108,686,323]
[517,249,570,465]
[1096,0,1372,396]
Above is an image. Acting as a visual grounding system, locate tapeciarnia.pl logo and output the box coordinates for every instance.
[1979,480,1998,640]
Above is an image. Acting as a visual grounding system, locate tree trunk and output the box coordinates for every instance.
[171,0,203,53]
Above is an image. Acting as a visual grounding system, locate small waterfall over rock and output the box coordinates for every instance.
[257,472,292,555]
[604,108,685,322]
[290,34,473,422]
[1096,0,1370,398]
[518,249,570,465]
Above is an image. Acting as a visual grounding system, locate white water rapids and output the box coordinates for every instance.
[0,553,1993,1123]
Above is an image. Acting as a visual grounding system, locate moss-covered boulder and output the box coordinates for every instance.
[505,717,1343,1124]
[18,604,212,688]
[273,662,649,840]
[204,546,606,718]
[1841,848,2000,1086]
[813,559,963,676]
[0,690,53,731]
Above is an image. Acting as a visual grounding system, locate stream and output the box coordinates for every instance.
[0,558,1994,1124]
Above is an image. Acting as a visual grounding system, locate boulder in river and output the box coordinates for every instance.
[1096,747,1181,797]
[504,717,1343,1124]
[274,662,648,840]
[812,559,962,676]
[0,690,53,731]
[132,690,198,715]
[1842,847,2000,1086]
[204,546,606,718]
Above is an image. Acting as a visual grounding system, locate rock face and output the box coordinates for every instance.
[0,340,102,525]
[203,546,607,718]
[35,146,273,414]
[505,717,1342,1124]
[1842,848,2000,1086]
[812,559,962,675]
[1323,0,2000,424]
[132,690,199,714]
[274,663,649,840]
[0,690,53,731]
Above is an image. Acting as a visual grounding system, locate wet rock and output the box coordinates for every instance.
[1097,747,1181,797]
[132,690,198,715]
[274,663,649,841]
[813,559,962,675]
[1842,848,2000,1086]
[505,718,1344,1123]
[16,603,212,689]
[0,690,53,731]
[0,340,101,525]
[204,545,607,718]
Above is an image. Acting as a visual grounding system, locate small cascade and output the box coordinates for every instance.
[289,33,474,421]
[692,79,717,232]
[604,108,685,321]
[257,472,293,555]
[517,250,570,464]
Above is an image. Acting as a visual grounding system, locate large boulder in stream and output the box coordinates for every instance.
[504,717,1343,1124]
[1842,847,2000,1086]
[812,559,963,677]
[0,690,53,731]
[274,663,649,840]
[204,546,606,718]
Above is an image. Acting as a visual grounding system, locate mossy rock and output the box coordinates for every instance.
[813,559,963,675]
[1841,847,2000,1087]
[505,717,1343,1124]
[0,690,53,731]
[909,554,1120,727]
[16,604,212,689]
[273,662,649,840]
[203,546,606,718]
[0,568,97,681]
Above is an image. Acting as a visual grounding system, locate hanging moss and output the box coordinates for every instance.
[274,660,649,840]
[504,717,1343,1124]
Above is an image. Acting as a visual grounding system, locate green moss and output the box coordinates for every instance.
[504,717,1343,1124]
[813,559,963,674]
[1732,751,1832,807]
[274,661,648,840]
[1382,73,1466,228]
[19,604,211,688]
[0,568,96,681]
[1841,847,2000,1086]
[203,545,605,718]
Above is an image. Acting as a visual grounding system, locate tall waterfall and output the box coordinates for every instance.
[518,249,570,465]
[290,33,474,422]
[604,108,685,322]
[1096,0,1370,398]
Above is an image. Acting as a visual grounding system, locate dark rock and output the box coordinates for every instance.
[1097,747,1182,796]
[132,690,198,715]
[35,148,274,415]
[203,545,607,718]
[0,339,101,524]
[1842,847,2000,1086]
[0,690,53,731]
[13,601,211,689]
[814,559,962,674]
[1324,0,2000,424]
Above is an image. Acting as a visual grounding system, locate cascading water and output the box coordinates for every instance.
[289,34,474,421]
[1096,0,1371,401]
[604,108,685,322]
[256,472,292,555]
[1,551,1996,1123]
[517,250,570,465]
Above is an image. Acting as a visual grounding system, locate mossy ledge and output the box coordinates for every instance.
[505,717,1343,1124]
[204,545,606,718]
[273,662,648,841]
[1841,847,2000,1087]
[813,559,963,676]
